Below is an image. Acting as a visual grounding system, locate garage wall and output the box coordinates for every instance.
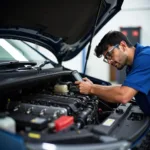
[62,50,83,73]
[85,0,150,81]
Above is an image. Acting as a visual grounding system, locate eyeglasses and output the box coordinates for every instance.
[103,44,119,63]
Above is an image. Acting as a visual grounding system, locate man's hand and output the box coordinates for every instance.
[82,77,93,84]
[75,78,93,94]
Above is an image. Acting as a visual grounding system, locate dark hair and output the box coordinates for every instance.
[95,30,133,57]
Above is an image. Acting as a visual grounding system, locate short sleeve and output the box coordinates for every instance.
[123,54,150,95]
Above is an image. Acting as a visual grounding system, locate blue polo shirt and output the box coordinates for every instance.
[123,43,150,115]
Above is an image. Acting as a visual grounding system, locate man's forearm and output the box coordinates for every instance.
[75,80,136,103]
[90,84,126,103]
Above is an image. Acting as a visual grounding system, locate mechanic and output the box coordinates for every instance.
[75,30,150,115]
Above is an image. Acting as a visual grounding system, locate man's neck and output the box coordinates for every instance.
[127,46,136,66]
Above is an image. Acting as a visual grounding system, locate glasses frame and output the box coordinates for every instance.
[103,44,119,63]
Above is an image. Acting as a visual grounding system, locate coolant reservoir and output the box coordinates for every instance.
[0,113,16,133]
[54,84,69,94]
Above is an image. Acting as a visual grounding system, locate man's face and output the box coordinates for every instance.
[103,44,128,70]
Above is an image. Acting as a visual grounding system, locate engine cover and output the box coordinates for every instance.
[7,93,98,131]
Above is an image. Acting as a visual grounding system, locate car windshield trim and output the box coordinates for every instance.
[0,61,37,67]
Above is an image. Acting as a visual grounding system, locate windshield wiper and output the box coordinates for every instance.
[0,61,37,68]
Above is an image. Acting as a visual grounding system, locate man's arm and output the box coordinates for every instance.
[75,81,138,104]
[90,84,137,103]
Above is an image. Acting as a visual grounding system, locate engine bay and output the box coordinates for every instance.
[0,68,149,147]
[3,69,111,133]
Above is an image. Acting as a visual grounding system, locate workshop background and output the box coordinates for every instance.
[63,0,150,84]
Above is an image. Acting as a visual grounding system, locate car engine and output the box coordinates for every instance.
[0,69,149,148]
[6,79,106,133]
[0,68,114,134]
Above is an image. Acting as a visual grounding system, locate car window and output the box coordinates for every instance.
[0,45,15,61]
[0,38,82,72]
[25,41,58,64]
[0,38,57,69]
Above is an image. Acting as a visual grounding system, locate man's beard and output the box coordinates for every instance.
[117,64,125,70]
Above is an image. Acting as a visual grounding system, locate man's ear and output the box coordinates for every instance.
[120,41,127,51]
[120,41,127,46]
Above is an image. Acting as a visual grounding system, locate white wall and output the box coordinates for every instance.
[62,51,83,73]
[86,0,150,81]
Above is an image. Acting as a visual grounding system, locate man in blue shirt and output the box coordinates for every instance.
[75,30,150,115]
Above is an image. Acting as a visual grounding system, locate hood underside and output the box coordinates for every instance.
[0,0,123,61]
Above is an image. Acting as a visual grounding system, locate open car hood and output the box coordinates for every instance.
[0,0,123,62]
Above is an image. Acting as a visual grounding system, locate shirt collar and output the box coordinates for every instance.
[126,43,141,74]
[134,43,143,57]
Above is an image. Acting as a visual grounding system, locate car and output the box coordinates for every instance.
[0,0,150,150]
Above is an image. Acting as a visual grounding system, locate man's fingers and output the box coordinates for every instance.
[83,77,89,81]
[75,81,81,84]
[83,77,93,84]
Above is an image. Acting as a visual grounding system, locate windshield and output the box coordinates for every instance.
[0,39,58,69]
